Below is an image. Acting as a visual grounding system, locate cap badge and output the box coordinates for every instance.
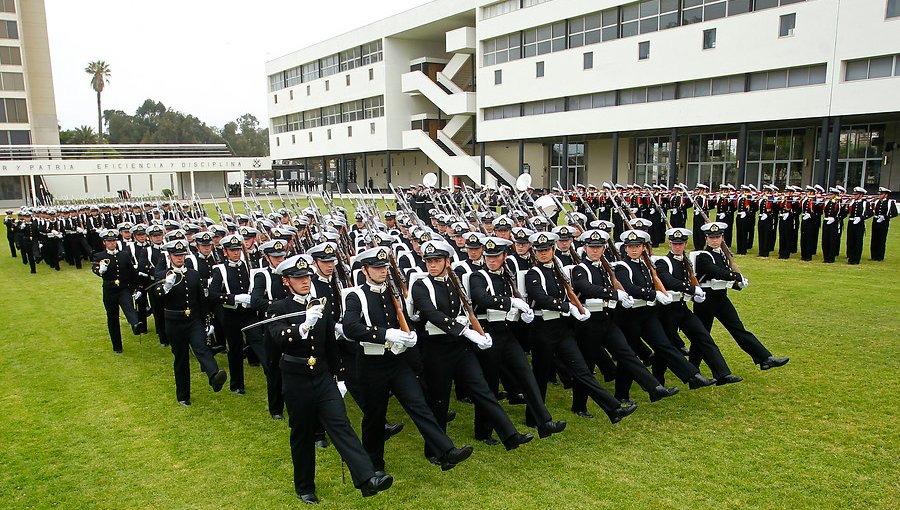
[425,244,435,254]
[628,232,637,241]
[377,249,388,260]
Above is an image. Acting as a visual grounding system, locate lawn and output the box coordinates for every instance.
[1,201,898,510]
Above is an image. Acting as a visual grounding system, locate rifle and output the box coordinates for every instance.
[606,187,668,293]
[222,187,253,265]
[647,188,702,288]
[687,190,741,273]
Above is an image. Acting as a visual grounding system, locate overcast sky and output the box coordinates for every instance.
[45,0,429,130]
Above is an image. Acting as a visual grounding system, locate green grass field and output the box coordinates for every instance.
[1,203,898,510]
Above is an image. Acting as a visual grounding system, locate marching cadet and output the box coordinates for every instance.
[156,239,227,405]
[799,188,823,261]
[525,231,637,423]
[209,234,254,394]
[777,195,799,260]
[249,239,290,419]
[691,185,711,250]
[735,187,757,255]
[266,254,393,503]
[18,210,38,273]
[342,246,474,473]
[469,237,567,439]
[143,224,170,346]
[612,229,716,400]
[757,185,778,257]
[126,224,153,330]
[552,225,578,266]
[411,240,535,452]
[91,228,144,353]
[692,222,789,370]
[845,187,873,265]
[4,209,16,258]
[821,188,846,263]
[571,229,679,407]
[871,187,898,261]
[454,232,485,276]
[652,228,743,386]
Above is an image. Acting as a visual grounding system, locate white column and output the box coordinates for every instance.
[29,174,37,205]
[240,170,245,198]
[189,170,196,199]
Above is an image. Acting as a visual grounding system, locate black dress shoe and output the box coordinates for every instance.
[271,414,284,420]
[537,420,567,438]
[297,493,319,504]
[503,432,534,451]
[476,436,500,446]
[232,388,246,395]
[210,370,227,392]
[440,444,474,471]
[315,439,329,449]
[178,400,191,407]
[457,396,473,405]
[688,373,716,389]
[679,347,691,357]
[427,456,441,467]
[649,385,680,402]
[446,410,457,422]
[360,473,393,497]
[113,350,123,354]
[618,398,637,407]
[760,356,789,370]
[716,374,744,386]
[384,422,404,440]
[507,393,527,405]
[606,402,637,424]
[573,410,593,419]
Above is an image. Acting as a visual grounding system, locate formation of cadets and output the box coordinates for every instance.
[1,179,896,504]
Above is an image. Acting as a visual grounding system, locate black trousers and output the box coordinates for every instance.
[422,335,518,449]
[281,362,375,496]
[821,220,842,263]
[692,213,706,251]
[166,316,220,402]
[693,290,772,365]
[778,218,794,259]
[574,312,662,407]
[21,240,36,272]
[530,318,620,413]
[658,302,732,381]
[358,353,454,471]
[265,333,284,416]
[243,323,270,372]
[221,308,252,391]
[845,221,865,265]
[149,291,168,345]
[800,217,820,261]
[870,219,890,261]
[6,234,15,257]
[475,323,552,436]
[339,340,366,409]
[615,307,699,399]
[735,214,752,254]
[102,285,139,352]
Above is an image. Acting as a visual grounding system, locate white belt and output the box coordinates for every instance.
[425,315,468,335]
[538,310,567,321]
[669,292,684,302]
[361,341,386,355]
[584,298,610,312]
[632,299,655,308]
[700,280,730,290]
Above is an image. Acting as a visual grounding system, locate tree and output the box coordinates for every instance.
[71,125,99,144]
[85,61,111,142]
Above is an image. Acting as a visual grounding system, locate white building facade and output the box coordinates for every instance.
[266,0,900,192]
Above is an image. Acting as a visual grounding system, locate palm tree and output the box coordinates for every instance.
[85,61,111,142]
[70,125,98,144]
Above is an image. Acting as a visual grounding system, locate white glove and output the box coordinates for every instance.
[649,208,655,214]
[132,291,142,301]
[98,260,109,274]
[876,215,885,223]
[738,277,749,289]
[568,303,591,321]
[739,212,747,219]
[389,342,407,355]
[656,290,673,305]
[852,217,862,225]
[781,213,790,220]
[718,213,726,219]
[463,328,492,350]
[693,288,706,303]
[825,217,835,225]
[138,272,149,278]
[77,227,86,234]
[386,328,414,347]
[206,325,215,336]
[301,305,324,334]
[337,381,348,397]
[520,309,534,323]
[234,293,251,306]
[617,289,635,308]
[802,213,811,220]
[759,213,768,221]
[334,323,344,339]
[409,312,420,322]
[163,272,176,293]
[509,297,530,312]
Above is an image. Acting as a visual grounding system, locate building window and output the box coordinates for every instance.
[272,116,287,134]
[325,80,330,91]
[703,28,716,49]
[321,105,340,126]
[285,66,300,87]
[370,122,375,134]
[287,113,301,131]
[583,52,593,69]
[494,69,502,84]
[347,126,352,137]
[0,46,21,65]
[308,132,313,142]
[536,61,544,77]
[303,109,320,129]
[340,47,361,71]
[276,137,280,147]
[523,21,566,57]
[685,133,737,188]
[321,53,339,77]
[779,13,796,37]
[289,90,294,100]
[301,61,320,82]
[817,124,886,191]
[0,0,15,13]
[363,96,384,118]
[342,100,362,123]
[568,13,601,48]
[269,73,285,92]
[327,129,332,140]
[889,0,900,18]
[0,98,27,123]
[345,74,350,86]
[273,94,277,104]
[638,41,650,60]
[306,85,310,96]
[292,134,296,144]
[484,104,521,120]
[482,0,519,20]
[727,0,752,16]
[483,33,521,66]
[361,40,383,64]
[0,72,24,91]
[368,68,374,80]
[550,142,585,186]
[0,20,18,40]
[845,55,898,81]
